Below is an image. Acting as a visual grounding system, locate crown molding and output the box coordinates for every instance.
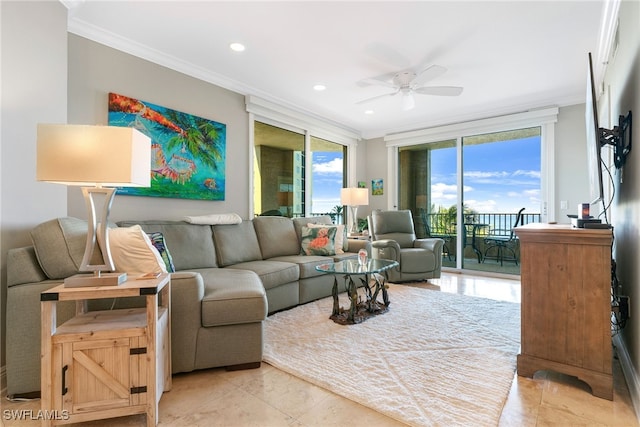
[67,16,360,142]
[384,107,559,147]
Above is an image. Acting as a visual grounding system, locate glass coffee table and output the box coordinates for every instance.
[315,258,399,325]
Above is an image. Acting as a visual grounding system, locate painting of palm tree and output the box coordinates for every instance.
[108,92,226,200]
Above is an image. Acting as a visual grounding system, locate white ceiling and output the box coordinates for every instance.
[63,0,608,139]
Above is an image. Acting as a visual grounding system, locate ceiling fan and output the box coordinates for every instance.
[357,65,463,111]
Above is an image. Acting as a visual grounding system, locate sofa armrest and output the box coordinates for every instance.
[7,246,47,287]
[414,238,445,252]
[6,280,73,396]
[169,271,205,373]
[414,238,445,272]
[371,239,401,262]
[346,239,371,255]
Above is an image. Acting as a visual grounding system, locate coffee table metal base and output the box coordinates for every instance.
[330,272,390,325]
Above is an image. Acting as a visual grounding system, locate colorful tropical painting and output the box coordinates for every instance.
[372,179,383,195]
[108,92,226,200]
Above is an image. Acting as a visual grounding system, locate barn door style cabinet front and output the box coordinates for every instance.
[40,274,171,426]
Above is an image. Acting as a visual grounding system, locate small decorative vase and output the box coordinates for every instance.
[358,249,368,266]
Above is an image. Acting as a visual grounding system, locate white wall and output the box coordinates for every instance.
[361,136,388,216]
[67,35,250,222]
[554,104,591,223]
[0,0,68,370]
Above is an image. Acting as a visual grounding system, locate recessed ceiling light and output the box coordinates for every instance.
[313,84,326,91]
[229,42,245,52]
[365,110,374,115]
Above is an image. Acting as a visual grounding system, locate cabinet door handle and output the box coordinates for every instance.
[62,365,68,396]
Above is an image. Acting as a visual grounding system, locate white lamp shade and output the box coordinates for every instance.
[340,187,369,206]
[37,124,151,187]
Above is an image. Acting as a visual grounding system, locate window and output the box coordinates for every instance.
[253,122,304,217]
[247,96,359,219]
[310,136,347,218]
[252,123,348,219]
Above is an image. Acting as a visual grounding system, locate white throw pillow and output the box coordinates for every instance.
[307,223,345,254]
[183,213,242,225]
[107,225,167,275]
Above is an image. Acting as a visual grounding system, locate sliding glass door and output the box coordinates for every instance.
[398,127,542,275]
[399,139,457,267]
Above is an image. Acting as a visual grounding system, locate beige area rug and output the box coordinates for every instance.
[263,284,520,426]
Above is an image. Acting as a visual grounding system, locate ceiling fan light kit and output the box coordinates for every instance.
[401,92,415,111]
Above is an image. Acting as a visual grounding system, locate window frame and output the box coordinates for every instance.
[384,107,558,223]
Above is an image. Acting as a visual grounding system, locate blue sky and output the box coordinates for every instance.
[310,135,541,215]
[431,136,541,214]
[311,152,344,214]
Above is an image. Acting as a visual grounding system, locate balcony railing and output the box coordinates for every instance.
[417,212,541,239]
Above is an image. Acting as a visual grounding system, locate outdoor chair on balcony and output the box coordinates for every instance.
[483,207,525,266]
[418,208,453,261]
[368,210,444,282]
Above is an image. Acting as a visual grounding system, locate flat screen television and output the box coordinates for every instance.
[585,52,604,206]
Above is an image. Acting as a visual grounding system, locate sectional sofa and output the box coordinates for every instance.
[5,214,369,397]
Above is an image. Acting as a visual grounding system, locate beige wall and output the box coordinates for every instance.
[361,136,388,216]
[0,0,68,369]
[604,0,640,402]
[67,35,250,222]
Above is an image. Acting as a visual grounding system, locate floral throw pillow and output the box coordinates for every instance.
[147,232,175,273]
[300,225,337,256]
[307,223,346,254]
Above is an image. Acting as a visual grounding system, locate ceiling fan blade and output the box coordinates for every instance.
[414,86,464,96]
[355,90,399,105]
[357,77,397,89]
[364,42,412,70]
[413,65,447,86]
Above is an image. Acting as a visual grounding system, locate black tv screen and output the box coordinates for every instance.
[586,52,604,206]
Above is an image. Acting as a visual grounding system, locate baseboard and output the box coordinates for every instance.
[613,334,640,420]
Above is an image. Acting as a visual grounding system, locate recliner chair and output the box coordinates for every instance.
[368,210,444,282]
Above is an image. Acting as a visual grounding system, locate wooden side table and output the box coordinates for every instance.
[40,273,171,426]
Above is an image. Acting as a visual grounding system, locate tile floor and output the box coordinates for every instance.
[2,273,638,426]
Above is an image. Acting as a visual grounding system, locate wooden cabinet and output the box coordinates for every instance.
[41,274,171,426]
[514,223,613,400]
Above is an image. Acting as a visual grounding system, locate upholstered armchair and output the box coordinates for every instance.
[368,210,444,282]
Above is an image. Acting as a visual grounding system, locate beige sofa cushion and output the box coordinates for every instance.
[253,216,300,259]
[30,217,101,279]
[198,269,267,327]
[213,221,262,267]
[118,220,217,270]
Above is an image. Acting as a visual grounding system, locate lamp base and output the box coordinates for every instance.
[64,272,128,288]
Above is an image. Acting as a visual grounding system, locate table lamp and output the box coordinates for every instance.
[340,187,369,234]
[37,124,151,286]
